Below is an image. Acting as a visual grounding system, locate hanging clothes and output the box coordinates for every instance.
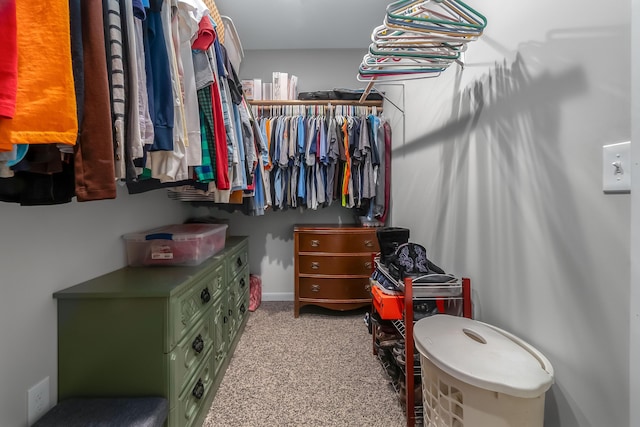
[0,0,390,212]
[223,106,389,215]
[0,0,18,119]
[74,0,117,201]
[0,1,78,151]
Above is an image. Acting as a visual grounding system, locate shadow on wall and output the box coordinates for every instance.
[392,25,630,427]
[545,385,582,427]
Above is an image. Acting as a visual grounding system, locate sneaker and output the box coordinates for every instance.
[378,337,401,348]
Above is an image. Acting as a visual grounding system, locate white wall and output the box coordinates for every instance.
[387,1,630,426]
[237,48,368,92]
[630,0,640,425]
[0,186,191,427]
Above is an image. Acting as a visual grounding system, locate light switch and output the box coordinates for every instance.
[603,141,631,193]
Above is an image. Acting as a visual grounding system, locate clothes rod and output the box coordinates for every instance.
[248,100,383,107]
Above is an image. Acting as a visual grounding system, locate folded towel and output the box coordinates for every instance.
[0,1,78,151]
[0,0,18,119]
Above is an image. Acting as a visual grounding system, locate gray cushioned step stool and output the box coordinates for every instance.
[33,397,168,427]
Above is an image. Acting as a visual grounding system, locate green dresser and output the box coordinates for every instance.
[54,236,250,427]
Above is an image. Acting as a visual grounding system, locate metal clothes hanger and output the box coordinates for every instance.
[356,0,485,84]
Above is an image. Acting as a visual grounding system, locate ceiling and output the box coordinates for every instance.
[215,0,391,50]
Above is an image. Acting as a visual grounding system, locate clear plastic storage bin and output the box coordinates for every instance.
[123,223,228,266]
[414,315,554,427]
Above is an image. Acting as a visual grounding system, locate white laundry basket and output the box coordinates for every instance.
[413,315,554,427]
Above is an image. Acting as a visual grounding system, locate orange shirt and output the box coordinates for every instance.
[341,119,351,205]
[0,1,78,151]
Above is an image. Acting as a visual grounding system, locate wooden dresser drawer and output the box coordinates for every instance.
[169,307,214,404]
[298,277,371,299]
[169,271,218,351]
[298,232,378,253]
[205,262,226,302]
[227,244,248,281]
[294,225,380,317]
[297,254,374,275]
[175,347,214,427]
[229,267,249,298]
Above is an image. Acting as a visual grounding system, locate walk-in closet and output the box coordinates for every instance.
[0,0,637,426]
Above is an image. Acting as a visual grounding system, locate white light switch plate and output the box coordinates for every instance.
[603,141,631,193]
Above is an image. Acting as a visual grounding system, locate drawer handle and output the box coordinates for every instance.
[311,261,320,270]
[364,261,373,269]
[192,334,204,354]
[240,304,246,314]
[200,288,211,304]
[223,316,228,324]
[192,379,205,399]
[310,239,320,247]
[240,278,246,288]
[311,284,321,293]
[236,257,243,267]
[228,308,233,316]
[364,240,374,248]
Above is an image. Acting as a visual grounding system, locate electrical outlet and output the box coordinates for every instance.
[27,377,50,426]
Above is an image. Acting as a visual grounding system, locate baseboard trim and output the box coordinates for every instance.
[262,292,294,302]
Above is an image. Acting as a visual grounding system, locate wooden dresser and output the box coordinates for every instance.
[54,237,249,427]
[294,225,380,317]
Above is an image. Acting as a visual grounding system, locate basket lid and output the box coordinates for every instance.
[123,223,227,242]
[413,315,554,398]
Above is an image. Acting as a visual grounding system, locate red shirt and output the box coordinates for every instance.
[0,0,18,119]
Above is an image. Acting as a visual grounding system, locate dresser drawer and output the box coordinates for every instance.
[169,306,214,404]
[211,297,228,376]
[297,232,378,253]
[227,244,248,281]
[177,347,214,427]
[229,267,249,299]
[237,287,249,317]
[169,273,217,352]
[205,262,226,302]
[298,277,371,300]
[297,255,374,275]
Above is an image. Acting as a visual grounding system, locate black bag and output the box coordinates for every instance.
[376,227,410,267]
[332,88,384,101]
[297,88,385,101]
[297,90,334,100]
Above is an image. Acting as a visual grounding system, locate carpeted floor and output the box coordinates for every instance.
[203,301,405,427]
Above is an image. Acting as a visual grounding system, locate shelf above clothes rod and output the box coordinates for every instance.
[248,99,383,108]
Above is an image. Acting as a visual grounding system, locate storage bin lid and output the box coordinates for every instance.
[122,223,227,242]
[413,315,554,398]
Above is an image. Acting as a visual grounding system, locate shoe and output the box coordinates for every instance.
[375,330,399,341]
[386,362,401,380]
[392,346,404,358]
[379,338,400,348]
[376,324,398,335]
